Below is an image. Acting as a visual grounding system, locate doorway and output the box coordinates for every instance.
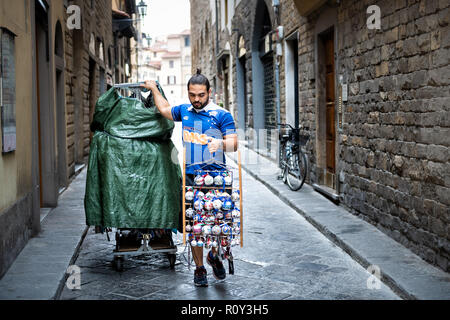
[317,29,336,190]
[35,0,57,207]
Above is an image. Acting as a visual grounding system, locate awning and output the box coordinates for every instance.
[112,9,136,39]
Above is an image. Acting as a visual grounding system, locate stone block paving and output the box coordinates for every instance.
[60,166,399,300]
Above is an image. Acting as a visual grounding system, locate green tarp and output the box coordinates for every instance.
[84,85,182,230]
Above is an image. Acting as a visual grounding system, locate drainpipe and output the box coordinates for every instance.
[273,0,282,165]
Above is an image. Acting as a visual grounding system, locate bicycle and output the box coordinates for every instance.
[278,123,309,191]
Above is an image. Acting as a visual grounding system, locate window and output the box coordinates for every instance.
[167,76,176,85]
[184,36,190,47]
[0,28,16,153]
[154,52,157,58]
[169,60,174,68]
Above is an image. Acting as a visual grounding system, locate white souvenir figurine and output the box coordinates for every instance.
[231,190,240,202]
[212,225,221,235]
[194,175,204,186]
[196,191,205,201]
[221,191,230,198]
[214,175,224,186]
[194,200,203,211]
[191,239,197,247]
[224,175,232,186]
[197,239,204,247]
[185,187,194,201]
[204,174,214,186]
[193,224,203,234]
[212,199,222,210]
[204,200,214,211]
[202,225,212,236]
[231,209,240,219]
[186,208,194,218]
[216,212,224,220]
[185,224,192,232]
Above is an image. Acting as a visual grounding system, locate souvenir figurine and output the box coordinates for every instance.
[194,175,204,186]
[196,191,205,200]
[186,208,194,218]
[193,224,203,234]
[185,187,195,201]
[204,174,214,186]
[202,225,212,236]
[212,240,218,248]
[212,199,222,210]
[221,224,231,235]
[225,212,232,220]
[231,209,240,218]
[197,239,204,247]
[194,200,204,211]
[216,212,224,220]
[214,175,223,186]
[222,199,233,211]
[212,225,221,235]
[224,175,232,186]
[185,224,192,232]
[204,200,214,211]
[191,239,197,247]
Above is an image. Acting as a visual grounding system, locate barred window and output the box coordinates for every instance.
[0,28,16,153]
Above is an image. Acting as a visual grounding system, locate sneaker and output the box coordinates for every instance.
[194,266,208,287]
[206,251,226,280]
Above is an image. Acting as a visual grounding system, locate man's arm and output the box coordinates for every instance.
[141,80,173,120]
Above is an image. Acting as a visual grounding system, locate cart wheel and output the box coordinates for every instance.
[168,254,176,269]
[113,256,124,272]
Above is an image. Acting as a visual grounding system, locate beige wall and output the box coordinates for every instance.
[0,0,33,213]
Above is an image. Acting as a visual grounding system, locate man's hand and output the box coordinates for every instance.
[207,137,223,154]
[140,80,173,120]
[142,80,158,92]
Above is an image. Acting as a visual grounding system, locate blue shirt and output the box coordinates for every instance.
[171,102,237,174]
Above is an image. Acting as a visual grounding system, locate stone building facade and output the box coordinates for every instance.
[190,0,450,272]
[0,0,136,279]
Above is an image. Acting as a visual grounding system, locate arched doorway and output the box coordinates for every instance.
[35,0,57,207]
[251,0,274,154]
[54,20,68,191]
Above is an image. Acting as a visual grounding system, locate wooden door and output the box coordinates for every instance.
[324,33,335,176]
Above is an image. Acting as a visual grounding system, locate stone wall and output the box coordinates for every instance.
[190,0,449,272]
[336,0,450,271]
[279,0,450,271]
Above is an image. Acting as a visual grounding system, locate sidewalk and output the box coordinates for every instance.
[0,169,89,300]
[226,145,450,300]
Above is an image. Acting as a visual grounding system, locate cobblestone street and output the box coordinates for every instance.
[60,163,400,300]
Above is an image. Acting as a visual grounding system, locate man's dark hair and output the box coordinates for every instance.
[187,68,210,91]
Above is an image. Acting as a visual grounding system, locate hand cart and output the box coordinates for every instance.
[182,147,244,275]
[106,81,178,272]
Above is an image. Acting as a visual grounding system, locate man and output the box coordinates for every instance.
[142,70,238,287]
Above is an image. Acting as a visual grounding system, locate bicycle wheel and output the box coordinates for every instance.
[286,150,308,191]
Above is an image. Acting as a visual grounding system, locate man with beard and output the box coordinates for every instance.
[142,69,238,287]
